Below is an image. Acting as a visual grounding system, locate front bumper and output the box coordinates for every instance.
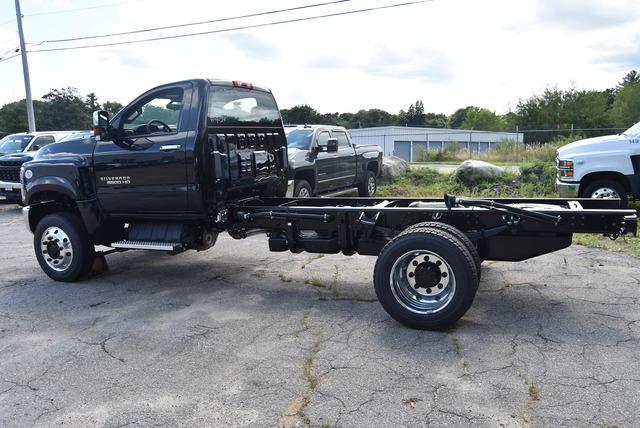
[22,205,32,233]
[555,179,580,198]
[0,180,22,199]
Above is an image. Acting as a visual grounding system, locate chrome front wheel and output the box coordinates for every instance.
[590,187,620,199]
[40,226,74,271]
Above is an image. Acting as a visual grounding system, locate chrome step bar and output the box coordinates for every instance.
[110,240,181,251]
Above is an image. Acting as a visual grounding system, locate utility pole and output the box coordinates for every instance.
[14,0,36,132]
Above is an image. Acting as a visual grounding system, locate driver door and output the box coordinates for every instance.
[93,84,191,214]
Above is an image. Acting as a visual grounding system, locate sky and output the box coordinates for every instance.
[0,0,638,115]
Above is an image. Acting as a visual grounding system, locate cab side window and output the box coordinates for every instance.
[333,131,350,148]
[31,135,55,150]
[122,88,184,137]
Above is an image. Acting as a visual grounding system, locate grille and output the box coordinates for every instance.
[0,160,25,167]
[0,167,20,182]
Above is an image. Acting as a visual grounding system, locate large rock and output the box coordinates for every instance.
[455,160,505,184]
[382,155,409,179]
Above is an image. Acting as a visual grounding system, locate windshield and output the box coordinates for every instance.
[208,86,281,126]
[625,121,640,137]
[0,135,33,154]
[286,129,313,149]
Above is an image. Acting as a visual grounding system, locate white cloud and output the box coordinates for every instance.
[1,0,639,118]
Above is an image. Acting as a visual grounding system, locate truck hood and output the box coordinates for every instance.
[33,134,96,161]
[0,151,37,162]
[557,134,627,158]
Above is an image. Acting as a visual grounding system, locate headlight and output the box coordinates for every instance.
[557,159,574,178]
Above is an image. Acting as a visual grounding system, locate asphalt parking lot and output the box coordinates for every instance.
[1,203,640,427]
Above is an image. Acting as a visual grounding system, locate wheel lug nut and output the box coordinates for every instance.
[66,252,71,256]
[412,261,418,266]
[438,284,443,289]
[441,272,448,278]
[408,272,414,278]
[426,288,432,294]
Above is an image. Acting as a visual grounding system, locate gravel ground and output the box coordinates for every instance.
[1,205,639,427]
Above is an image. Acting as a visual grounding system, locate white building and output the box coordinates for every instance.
[348,126,524,162]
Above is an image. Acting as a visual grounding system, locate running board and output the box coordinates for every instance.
[110,240,181,251]
[320,187,359,198]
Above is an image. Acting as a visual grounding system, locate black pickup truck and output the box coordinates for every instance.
[285,125,382,197]
[19,78,637,330]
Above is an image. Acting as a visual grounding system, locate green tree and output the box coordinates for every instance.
[616,70,639,93]
[611,82,640,127]
[85,92,99,111]
[38,87,92,130]
[280,105,321,124]
[102,101,124,116]
[449,106,475,128]
[461,107,507,131]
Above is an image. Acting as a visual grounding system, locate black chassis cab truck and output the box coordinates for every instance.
[20,79,638,330]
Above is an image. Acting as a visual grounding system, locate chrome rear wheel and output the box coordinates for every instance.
[390,250,456,314]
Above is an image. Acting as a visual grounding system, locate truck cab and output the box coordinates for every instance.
[556,121,640,207]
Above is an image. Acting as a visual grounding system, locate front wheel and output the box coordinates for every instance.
[373,227,478,330]
[581,180,628,208]
[358,171,377,197]
[33,212,95,282]
[293,179,313,198]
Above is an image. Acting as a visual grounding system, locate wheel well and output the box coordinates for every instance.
[294,170,315,191]
[367,161,379,174]
[27,192,78,232]
[579,172,630,196]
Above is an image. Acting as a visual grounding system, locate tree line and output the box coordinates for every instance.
[0,87,123,134]
[0,70,638,143]
[281,70,640,143]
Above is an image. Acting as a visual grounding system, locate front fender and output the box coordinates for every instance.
[23,175,79,204]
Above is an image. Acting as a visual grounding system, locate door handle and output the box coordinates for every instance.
[160,144,181,151]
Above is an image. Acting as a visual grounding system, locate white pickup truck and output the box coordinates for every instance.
[556,121,640,207]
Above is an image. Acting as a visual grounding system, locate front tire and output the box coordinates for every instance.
[293,179,313,198]
[581,179,628,208]
[374,227,478,330]
[358,170,377,197]
[33,212,95,282]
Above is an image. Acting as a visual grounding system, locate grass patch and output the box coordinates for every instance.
[573,234,640,257]
[378,161,556,199]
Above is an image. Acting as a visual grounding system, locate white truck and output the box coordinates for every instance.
[556,121,640,207]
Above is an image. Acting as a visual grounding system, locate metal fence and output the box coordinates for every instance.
[348,127,628,163]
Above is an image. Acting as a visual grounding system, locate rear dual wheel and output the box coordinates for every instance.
[374,226,479,330]
[406,221,481,281]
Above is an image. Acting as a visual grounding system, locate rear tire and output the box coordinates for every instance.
[33,212,95,282]
[581,179,628,208]
[407,222,481,283]
[374,227,478,330]
[358,171,377,197]
[293,179,313,198]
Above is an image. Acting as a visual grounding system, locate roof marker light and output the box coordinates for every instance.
[232,80,253,90]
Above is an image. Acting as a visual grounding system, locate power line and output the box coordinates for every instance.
[23,0,144,17]
[0,53,20,62]
[29,0,432,53]
[36,0,354,44]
